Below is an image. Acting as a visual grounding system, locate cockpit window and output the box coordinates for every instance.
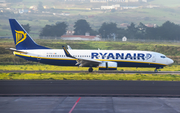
[161,56,166,58]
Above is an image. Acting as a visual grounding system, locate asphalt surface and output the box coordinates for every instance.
[0,80,180,97]
[1,97,180,113]
[1,80,180,113]
[1,70,180,74]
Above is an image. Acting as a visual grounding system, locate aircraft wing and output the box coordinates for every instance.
[62,46,101,67]
[75,57,101,67]
[67,45,72,50]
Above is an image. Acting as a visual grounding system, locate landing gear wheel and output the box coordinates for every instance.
[88,67,93,72]
[154,69,158,73]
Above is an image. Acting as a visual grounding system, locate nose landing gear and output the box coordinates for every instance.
[154,67,163,72]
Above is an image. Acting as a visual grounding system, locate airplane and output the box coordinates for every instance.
[9,19,174,72]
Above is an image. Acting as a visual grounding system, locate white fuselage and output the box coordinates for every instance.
[14,49,174,68]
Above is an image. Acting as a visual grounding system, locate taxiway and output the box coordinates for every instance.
[0,80,180,97]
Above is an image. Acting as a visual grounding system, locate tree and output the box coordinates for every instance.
[40,22,67,37]
[54,22,68,37]
[146,26,158,39]
[135,22,147,39]
[126,22,138,39]
[137,22,147,35]
[22,24,30,33]
[40,25,53,37]
[111,9,116,12]
[99,22,118,38]
[89,29,98,36]
[73,19,92,35]
[146,21,180,40]
[37,1,44,12]
[116,28,127,39]
[159,21,180,40]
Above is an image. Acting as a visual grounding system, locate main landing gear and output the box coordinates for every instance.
[88,67,93,72]
[154,69,158,73]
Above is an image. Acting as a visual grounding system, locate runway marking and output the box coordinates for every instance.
[69,97,81,113]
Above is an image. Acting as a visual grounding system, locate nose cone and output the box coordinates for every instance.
[167,58,174,65]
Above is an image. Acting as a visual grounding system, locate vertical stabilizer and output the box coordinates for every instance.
[9,19,49,50]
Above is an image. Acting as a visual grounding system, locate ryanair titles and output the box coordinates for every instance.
[91,52,152,60]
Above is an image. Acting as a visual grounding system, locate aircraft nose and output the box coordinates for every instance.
[167,58,174,65]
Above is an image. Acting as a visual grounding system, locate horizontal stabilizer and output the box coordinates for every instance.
[6,48,27,54]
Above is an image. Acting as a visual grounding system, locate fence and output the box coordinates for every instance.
[101,38,180,43]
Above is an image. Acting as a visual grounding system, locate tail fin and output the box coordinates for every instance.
[9,19,49,50]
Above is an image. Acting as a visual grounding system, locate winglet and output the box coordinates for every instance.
[67,45,72,50]
[62,45,73,58]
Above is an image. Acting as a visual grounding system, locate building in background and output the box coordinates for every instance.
[0,0,6,7]
[90,0,141,3]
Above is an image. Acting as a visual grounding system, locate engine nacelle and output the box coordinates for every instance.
[99,62,117,70]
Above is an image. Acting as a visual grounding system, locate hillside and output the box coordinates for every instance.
[150,0,180,7]
[1,0,180,38]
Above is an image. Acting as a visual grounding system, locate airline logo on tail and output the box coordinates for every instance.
[15,30,27,45]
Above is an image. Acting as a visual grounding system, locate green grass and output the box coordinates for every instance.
[35,40,180,57]
[0,65,97,71]
[0,64,179,81]
[0,64,178,71]
[0,72,180,81]
[0,30,11,36]
[2,39,180,48]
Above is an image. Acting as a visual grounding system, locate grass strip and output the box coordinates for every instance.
[0,65,179,71]
[0,72,180,81]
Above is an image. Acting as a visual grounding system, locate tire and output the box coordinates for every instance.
[88,67,93,72]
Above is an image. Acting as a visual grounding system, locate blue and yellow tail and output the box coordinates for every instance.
[9,19,49,50]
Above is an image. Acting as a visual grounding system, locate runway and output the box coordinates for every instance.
[0,97,180,113]
[1,70,180,74]
[1,80,180,113]
[0,80,180,97]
